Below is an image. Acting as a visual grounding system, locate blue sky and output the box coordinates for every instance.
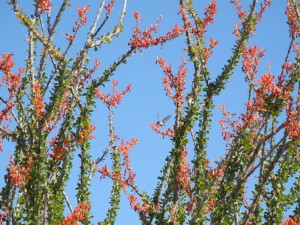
[0,0,292,224]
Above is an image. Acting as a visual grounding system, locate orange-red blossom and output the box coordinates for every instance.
[62,202,90,225]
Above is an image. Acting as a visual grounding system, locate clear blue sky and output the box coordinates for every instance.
[0,0,291,224]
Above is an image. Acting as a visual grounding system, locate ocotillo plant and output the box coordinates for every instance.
[0,0,299,224]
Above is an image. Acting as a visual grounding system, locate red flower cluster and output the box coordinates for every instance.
[62,202,90,225]
[282,216,298,225]
[77,5,90,27]
[78,124,96,143]
[292,42,300,58]
[0,53,23,126]
[242,46,266,81]
[149,123,174,138]
[116,138,139,191]
[8,156,34,188]
[204,1,217,26]
[48,136,71,160]
[65,5,90,43]
[231,0,271,38]
[285,2,300,37]
[256,0,272,21]
[65,34,75,43]
[99,138,138,186]
[104,0,115,15]
[191,1,217,38]
[231,0,246,21]
[96,80,131,107]
[0,53,23,96]
[203,38,219,62]
[284,103,300,138]
[38,0,51,13]
[242,73,285,128]
[156,57,187,110]
[128,11,188,51]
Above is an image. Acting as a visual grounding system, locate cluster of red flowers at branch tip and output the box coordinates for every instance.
[242,46,266,81]
[203,1,217,26]
[128,9,189,51]
[38,0,51,13]
[0,53,23,126]
[149,123,174,138]
[104,0,115,15]
[156,57,187,110]
[96,80,131,107]
[8,156,34,188]
[292,42,300,58]
[203,38,219,62]
[62,202,90,225]
[77,5,90,27]
[231,0,246,21]
[65,5,90,43]
[0,53,23,97]
[190,1,217,38]
[231,0,271,38]
[285,2,300,37]
[128,1,218,52]
[0,53,23,151]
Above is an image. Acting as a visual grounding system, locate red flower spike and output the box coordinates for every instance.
[8,156,34,188]
[150,123,174,137]
[65,34,75,43]
[256,0,272,21]
[105,0,115,15]
[203,38,219,62]
[96,80,132,107]
[38,0,51,13]
[242,46,266,81]
[282,216,298,225]
[134,11,141,23]
[231,0,246,21]
[129,8,190,51]
[204,1,217,26]
[284,104,300,138]
[156,57,187,109]
[77,5,90,27]
[285,2,300,37]
[0,54,22,126]
[62,202,90,225]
